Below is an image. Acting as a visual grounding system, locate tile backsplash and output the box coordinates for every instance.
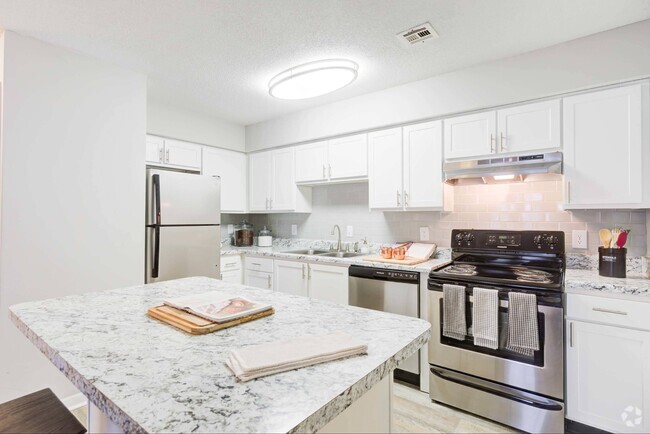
[229,176,647,256]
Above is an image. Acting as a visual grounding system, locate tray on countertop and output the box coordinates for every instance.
[147,305,275,335]
[362,256,431,266]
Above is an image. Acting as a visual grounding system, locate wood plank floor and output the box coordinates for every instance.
[70,382,518,433]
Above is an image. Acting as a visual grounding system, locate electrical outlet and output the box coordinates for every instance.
[346,225,354,237]
[419,227,430,241]
[227,224,234,234]
[572,230,588,249]
[291,224,298,236]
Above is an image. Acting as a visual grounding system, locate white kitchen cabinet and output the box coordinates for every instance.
[202,147,247,213]
[369,122,443,211]
[496,99,561,154]
[403,121,443,209]
[566,293,650,433]
[146,135,165,164]
[368,128,403,210]
[220,254,242,284]
[274,260,309,297]
[295,141,328,183]
[327,134,367,181]
[444,111,496,159]
[220,269,242,284]
[308,263,349,305]
[563,83,649,208]
[244,270,273,290]
[249,149,312,213]
[145,135,202,170]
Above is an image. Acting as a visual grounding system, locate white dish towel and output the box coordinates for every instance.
[472,287,499,350]
[443,284,467,341]
[506,292,539,356]
[225,332,368,382]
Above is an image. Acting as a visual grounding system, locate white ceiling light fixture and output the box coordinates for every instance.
[268,59,359,100]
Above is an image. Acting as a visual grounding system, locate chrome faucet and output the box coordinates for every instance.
[331,224,342,252]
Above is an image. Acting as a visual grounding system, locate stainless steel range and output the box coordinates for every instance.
[428,229,565,434]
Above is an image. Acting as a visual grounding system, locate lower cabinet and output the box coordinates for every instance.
[274,259,349,304]
[244,270,273,290]
[566,293,650,433]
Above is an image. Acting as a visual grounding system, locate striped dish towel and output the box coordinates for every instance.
[506,292,539,356]
[472,287,499,350]
[443,284,467,341]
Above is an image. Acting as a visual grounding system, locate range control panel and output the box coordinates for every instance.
[452,229,565,253]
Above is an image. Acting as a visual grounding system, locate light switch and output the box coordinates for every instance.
[419,227,430,241]
[346,225,354,237]
[291,224,298,236]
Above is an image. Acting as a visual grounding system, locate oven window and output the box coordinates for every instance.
[438,299,546,367]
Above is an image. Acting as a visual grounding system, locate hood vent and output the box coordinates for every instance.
[396,22,439,47]
[444,151,563,185]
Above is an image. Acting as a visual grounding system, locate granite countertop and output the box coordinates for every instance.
[222,245,450,273]
[10,277,431,433]
[566,269,650,300]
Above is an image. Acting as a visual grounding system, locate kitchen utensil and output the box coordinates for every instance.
[257,226,273,247]
[616,231,628,248]
[380,247,393,259]
[599,229,612,248]
[392,246,407,260]
[610,228,621,249]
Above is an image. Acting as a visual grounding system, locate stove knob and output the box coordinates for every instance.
[533,235,543,245]
[455,233,465,243]
[466,233,475,242]
[547,235,559,245]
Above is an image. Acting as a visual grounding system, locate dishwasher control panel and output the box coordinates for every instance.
[349,265,419,283]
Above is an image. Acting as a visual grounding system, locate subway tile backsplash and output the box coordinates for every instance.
[232,177,647,256]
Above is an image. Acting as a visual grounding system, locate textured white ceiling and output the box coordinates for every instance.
[1,0,649,125]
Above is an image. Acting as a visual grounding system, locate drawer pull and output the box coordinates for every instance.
[251,262,261,266]
[592,307,628,316]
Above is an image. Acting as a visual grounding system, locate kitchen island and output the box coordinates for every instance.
[9,276,430,433]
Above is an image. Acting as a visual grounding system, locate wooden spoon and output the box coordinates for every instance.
[599,229,612,249]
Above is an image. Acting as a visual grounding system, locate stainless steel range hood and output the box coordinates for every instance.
[444,151,562,185]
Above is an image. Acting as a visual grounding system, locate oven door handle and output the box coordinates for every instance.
[430,367,563,411]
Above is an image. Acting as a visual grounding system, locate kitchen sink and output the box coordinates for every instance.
[283,249,331,255]
[318,252,365,258]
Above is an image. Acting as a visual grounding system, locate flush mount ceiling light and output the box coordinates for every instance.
[268,59,358,100]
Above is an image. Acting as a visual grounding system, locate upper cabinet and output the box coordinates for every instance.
[444,99,561,160]
[295,134,367,184]
[202,147,247,213]
[563,83,649,209]
[249,148,312,213]
[145,135,202,170]
[368,121,443,211]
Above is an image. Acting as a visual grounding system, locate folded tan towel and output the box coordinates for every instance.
[225,332,368,382]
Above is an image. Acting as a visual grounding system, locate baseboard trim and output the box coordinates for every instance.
[61,392,86,410]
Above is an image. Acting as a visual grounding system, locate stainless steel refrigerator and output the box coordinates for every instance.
[145,168,221,283]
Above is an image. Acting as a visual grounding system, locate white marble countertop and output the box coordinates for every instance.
[566,269,650,300]
[9,277,431,433]
[222,245,450,273]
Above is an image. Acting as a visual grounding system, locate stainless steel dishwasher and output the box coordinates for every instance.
[348,265,420,385]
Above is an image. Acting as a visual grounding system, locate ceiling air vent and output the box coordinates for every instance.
[396,22,439,47]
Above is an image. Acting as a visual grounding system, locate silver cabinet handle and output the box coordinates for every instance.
[328,164,332,178]
[269,198,273,209]
[569,322,573,347]
[593,307,628,315]
[165,148,170,162]
[265,198,269,209]
[158,148,163,163]
[267,274,272,289]
[323,165,326,179]
[404,191,409,207]
[302,263,306,279]
[224,263,236,268]
[397,190,401,206]
[251,262,261,266]
[490,134,496,153]
[500,132,506,151]
[307,264,311,280]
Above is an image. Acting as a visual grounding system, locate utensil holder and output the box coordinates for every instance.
[598,247,626,278]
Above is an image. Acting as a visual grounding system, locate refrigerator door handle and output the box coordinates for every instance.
[152,226,160,278]
[153,174,161,225]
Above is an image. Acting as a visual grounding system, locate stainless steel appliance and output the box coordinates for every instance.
[145,168,221,283]
[428,229,565,433]
[349,266,420,385]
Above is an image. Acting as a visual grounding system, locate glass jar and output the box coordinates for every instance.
[233,220,254,247]
[257,226,273,247]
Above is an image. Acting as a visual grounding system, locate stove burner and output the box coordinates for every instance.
[441,264,478,276]
[514,269,553,278]
[515,273,553,284]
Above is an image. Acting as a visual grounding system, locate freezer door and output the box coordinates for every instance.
[146,168,221,225]
[146,226,220,283]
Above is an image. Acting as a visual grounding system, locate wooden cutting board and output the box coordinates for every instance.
[362,256,430,266]
[147,305,275,335]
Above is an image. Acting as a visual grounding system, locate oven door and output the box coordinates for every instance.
[428,283,563,399]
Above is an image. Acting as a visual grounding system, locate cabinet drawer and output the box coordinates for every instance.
[567,293,650,331]
[221,254,242,271]
[244,256,274,273]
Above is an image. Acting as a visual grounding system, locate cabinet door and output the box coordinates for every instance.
[563,84,645,207]
[443,111,496,159]
[248,152,272,212]
[308,264,348,305]
[202,147,247,213]
[245,270,273,290]
[368,128,403,210]
[295,141,328,183]
[497,99,561,154]
[403,120,443,210]
[163,139,202,169]
[274,260,308,297]
[146,135,164,164]
[270,148,296,211]
[328,134,368,180]
[220,269,242,284]
[566,320,650,433]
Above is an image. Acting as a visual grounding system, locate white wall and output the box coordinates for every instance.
[147,99,245,151]
[246,19,650,150]
[0,31,146,403]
